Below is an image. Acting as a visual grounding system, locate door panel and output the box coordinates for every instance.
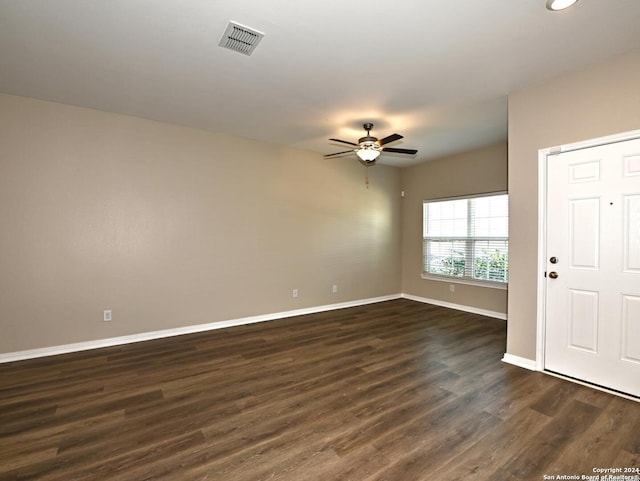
[623,154,640,176]
[569,198,600,269]
[624,195,640,272]
[569,160,600,183]
[568,289,598,353]
[545,137,640,397]
[622,295,640,363]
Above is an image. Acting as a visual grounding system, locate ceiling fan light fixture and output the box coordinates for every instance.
[356,145,381,162]
[546,0,579,11]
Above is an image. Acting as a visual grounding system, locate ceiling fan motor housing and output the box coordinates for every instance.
[358,136,380,147]
[359,123,379,146]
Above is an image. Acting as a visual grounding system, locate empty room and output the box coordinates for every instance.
[1,1,639,480]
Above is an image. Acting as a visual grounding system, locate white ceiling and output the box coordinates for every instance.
[1,0,640,167]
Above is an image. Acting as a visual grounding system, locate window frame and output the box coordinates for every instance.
[422,191,508,290]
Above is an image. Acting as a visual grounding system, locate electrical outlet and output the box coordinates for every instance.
[449,284,455,293]
[332,284,338,294]
[103,309,112,322]
[292,289,298,298]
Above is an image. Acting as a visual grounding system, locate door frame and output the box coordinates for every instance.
[536,129,640,372]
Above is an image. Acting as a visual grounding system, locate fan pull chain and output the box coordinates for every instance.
[365,165,370,189]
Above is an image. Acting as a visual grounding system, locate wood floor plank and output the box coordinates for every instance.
[427,405,552,480]
[0,299,638,481]
[544,396,640,476]
[0,447,58,475]
[490,399,603,480]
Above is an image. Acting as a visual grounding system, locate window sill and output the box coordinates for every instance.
[421,274,508,290]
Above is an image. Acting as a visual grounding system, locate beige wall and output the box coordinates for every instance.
[0,94,402,354]
[8,45,637,358]
[400,143,508,314]
[507,47,640,361]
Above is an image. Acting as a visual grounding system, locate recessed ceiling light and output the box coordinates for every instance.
[546,0,580,11]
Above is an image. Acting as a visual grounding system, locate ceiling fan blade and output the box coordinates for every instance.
[329,138,358,147]
[324,150,354,158]
[382,147,418,155]
[378,133,403,145]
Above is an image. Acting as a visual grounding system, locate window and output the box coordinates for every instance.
[423,193,508,286]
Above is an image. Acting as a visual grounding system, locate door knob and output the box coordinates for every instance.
[549,271,559,279]
[550,256,559,264]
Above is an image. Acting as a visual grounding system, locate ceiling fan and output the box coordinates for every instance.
[324,123,418,165]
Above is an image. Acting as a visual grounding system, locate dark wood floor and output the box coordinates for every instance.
[0,299,638,481]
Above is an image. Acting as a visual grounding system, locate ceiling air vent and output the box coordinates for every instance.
[218,21,264,56]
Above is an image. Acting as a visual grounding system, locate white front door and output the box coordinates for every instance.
[545,137,640,398]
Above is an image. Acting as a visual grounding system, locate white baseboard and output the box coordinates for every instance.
[401,294,507,320]
[0,294,402,364]
[1,293,511,364]
[501,353,538,371]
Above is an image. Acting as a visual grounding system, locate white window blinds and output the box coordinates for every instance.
[423,193,508,284]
